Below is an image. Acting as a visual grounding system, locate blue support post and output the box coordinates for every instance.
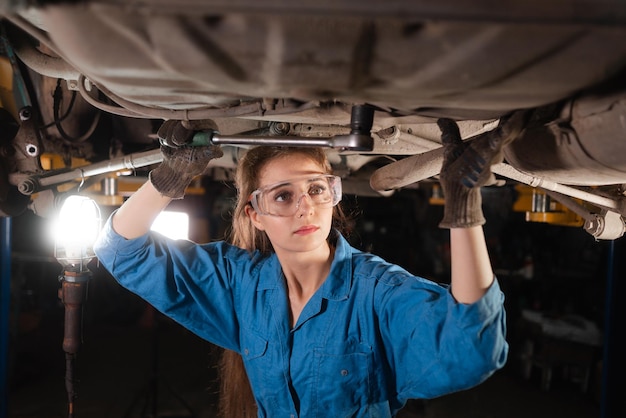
[0,217,12,418]
[600,240,614,418]
[601,238,625,418]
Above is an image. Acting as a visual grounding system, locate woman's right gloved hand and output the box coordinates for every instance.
[149,120,223,199]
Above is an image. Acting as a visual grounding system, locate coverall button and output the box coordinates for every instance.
[341,369,349,376]
[244,348,249,356]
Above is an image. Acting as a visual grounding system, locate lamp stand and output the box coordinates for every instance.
[58,271,91,418]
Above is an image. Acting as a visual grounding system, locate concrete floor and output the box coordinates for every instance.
[7,306,601,418]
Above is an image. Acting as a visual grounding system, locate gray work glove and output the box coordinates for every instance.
[149,120,223,199]
[437,114,524,228]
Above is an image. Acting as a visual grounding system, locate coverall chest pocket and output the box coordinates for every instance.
[313,344,373,417]
[241,330,291,414]
[240,331,272,394]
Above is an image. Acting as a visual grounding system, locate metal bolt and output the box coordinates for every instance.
[25,143,38,157]
[269,121,290,136]
[18,178,36,195]
[67,79,79,91]
[19,107,32,121]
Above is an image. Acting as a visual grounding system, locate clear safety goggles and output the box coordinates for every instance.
[249,174,342,217]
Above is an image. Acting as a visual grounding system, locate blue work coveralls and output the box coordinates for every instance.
[94,215,508,417]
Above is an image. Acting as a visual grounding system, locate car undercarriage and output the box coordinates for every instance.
[1,0,625,239]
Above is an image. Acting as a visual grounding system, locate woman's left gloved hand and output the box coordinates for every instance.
[437,114,525,228]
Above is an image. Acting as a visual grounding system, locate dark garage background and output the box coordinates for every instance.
[3,180,625,417]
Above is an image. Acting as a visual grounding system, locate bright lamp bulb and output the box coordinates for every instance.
[54,195,101,270]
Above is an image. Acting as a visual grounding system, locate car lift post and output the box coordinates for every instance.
[0,216,12,418]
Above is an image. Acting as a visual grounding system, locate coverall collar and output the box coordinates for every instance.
[257,231,352,301]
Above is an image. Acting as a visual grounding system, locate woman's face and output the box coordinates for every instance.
[247,153,334,256]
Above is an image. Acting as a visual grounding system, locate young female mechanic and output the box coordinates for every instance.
[94,118,511,418]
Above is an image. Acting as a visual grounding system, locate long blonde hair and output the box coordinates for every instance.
[218,146,347,417]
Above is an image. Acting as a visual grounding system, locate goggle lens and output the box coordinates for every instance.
[250,175,342,217]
